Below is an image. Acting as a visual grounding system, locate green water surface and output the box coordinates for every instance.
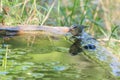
[0,34,118,80]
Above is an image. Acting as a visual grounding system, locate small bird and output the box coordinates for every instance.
[69,24,87,36]
[68,24,96,55]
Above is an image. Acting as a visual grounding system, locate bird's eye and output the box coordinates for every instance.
[71,25,78,28]
[73,26,77,28]
[73,26,78,29]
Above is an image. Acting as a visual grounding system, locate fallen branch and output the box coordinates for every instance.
[0,25,69,36]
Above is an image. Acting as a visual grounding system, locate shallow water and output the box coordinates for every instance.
[80,32,120,77]
[0,34,119,80]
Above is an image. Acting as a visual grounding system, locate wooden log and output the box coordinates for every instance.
[0,25,70,36]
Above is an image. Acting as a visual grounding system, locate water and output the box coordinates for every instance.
[0,33,119,80]
[79,32,120,77]
[67,27,120,79]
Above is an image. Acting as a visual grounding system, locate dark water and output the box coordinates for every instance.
[0,34,119,80]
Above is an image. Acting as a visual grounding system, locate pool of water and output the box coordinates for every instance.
[0,33,119,80]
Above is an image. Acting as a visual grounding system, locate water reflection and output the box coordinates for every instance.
[0,34,119,80]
